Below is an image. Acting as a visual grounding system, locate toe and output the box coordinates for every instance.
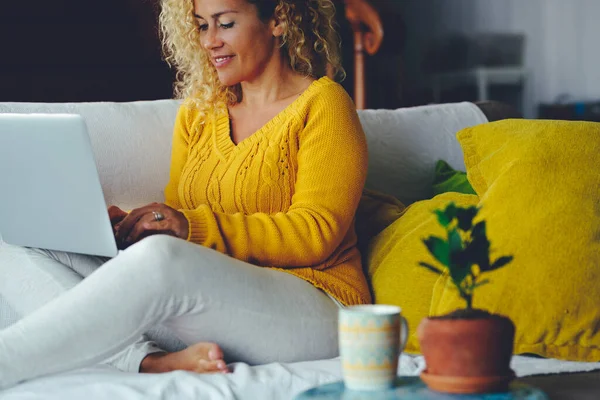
[207,344,224,361]
[216,360,228,371]
[197,359,227,373]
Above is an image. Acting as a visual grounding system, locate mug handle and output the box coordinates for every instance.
[399,316,409,353]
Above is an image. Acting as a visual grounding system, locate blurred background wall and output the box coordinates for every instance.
[2,0,600,119]
[0,0,173,102]
[399,0,600,118]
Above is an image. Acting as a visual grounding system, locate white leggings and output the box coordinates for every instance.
[0,235,340,389]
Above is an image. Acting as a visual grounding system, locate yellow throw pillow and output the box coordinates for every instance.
[432,119,600,361]
[366,192,480,353]
[356,188,406,245]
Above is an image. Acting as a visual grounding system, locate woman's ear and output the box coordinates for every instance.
[270,18,285,38]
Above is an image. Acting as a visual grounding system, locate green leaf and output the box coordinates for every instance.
[486,255,514,271]
[449,262,471,289]
[423,236,450,266]
[451,251,470,270]
[434,210,451,227]
[467,221,491,270]
[456,206,479,231]
[418,262,445,275]
[448,228,463,254]
[471,221,487,238]
[448,227,472,288]
[444,202,458,221]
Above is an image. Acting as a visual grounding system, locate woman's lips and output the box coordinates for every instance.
[213,55,234,68]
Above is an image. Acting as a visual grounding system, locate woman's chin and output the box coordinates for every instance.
[216,74,240,88]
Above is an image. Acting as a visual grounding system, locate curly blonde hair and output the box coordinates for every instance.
[159,0,344,116]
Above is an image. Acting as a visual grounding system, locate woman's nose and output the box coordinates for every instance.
[202,27,223,50]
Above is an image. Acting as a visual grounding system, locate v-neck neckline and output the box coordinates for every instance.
[214,77,329,155]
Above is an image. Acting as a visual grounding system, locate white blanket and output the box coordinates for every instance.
[3,355,599,400]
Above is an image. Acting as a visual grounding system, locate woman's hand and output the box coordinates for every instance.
[113,202,189,249]
[108,205,128,235]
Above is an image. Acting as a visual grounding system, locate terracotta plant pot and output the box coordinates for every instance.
[417,310,515,394]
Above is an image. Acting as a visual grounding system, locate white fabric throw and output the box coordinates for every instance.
[2,355,598,400]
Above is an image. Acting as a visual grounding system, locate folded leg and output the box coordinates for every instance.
[0,235,339,388]
[0,241,164,373]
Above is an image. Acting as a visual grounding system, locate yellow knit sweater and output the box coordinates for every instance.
[164,77,371,306]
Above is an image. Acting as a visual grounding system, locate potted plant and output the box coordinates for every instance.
[417,202,515,394]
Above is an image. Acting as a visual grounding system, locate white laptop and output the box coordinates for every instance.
[0,113,119,257]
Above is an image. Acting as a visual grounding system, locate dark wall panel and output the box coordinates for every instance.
[0,0,174,102]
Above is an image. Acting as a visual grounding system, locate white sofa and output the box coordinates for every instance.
[1,100,598,399]
[0,99,488,210]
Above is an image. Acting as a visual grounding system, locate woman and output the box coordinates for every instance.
[0,0,370,388]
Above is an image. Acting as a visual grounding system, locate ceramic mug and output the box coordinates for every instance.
[339,305,409,391]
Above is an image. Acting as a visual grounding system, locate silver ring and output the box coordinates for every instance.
[152,211,164,222]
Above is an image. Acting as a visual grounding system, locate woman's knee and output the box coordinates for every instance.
[127,234,181,257]
[121,235,192,285]
[0,241,28,259]
[0,242,40,276]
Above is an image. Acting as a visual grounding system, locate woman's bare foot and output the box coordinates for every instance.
[140,342,229,374]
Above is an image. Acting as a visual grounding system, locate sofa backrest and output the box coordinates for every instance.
[0,100,180,210]
[358,102,487,203]
[0,100,488,209]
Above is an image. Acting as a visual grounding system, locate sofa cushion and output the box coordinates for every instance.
[355,189,406,251]
[357,102,487,204]
[432,119,600,361]
[368,119,600,361]
[366,192,479,353]
[0,100,181,210]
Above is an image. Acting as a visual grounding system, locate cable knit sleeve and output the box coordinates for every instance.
[164,105,192,210]
[180,83,368,267]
